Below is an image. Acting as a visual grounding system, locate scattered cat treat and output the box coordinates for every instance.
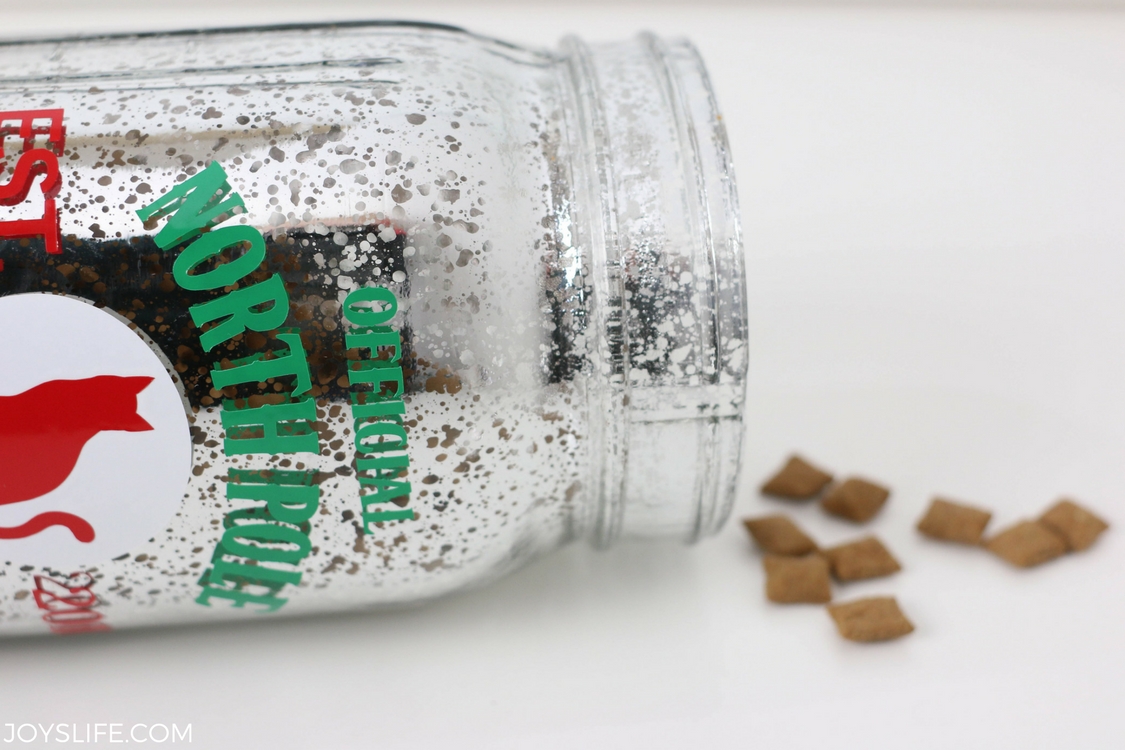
[760,455,833,500]
[743,515,818,556]
[827,596,914,642]
[748,456,1111,645]
[1039,499,1109,552]
[917,497,992,545]
[823,537,901,582]
[820,477,890,522]
[986,520,1067,568]
[763,554,832,604]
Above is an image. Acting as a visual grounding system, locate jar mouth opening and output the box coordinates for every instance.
[559,34,748,547]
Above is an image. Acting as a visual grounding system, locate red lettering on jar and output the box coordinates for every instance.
[32,571,110,634]
[0,109,66,255]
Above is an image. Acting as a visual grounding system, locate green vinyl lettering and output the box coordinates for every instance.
[226,468,320,525]
[361,507,415,528]
[210,332,313,396]
[355,453,409,478]
[221,397,318,455]
[350,394,406,422]
[173,224,266,291]
[348,361,404,399]
[205,558,302,593]
[345,327,401,363]
[355,420,408,454]
[136,161,245,250]
[190,273,290,352]
[342,285,397,327]
[359,476,411,497]
[219,521,311,565]
[359,477,411,510]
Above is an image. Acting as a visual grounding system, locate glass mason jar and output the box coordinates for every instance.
[0,22,746,636]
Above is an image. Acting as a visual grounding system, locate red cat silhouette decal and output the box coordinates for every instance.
[0,376,154,542]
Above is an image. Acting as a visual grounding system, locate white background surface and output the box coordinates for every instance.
[2,2,1124,748]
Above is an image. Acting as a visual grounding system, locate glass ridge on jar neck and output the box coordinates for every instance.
[552,31,748,546]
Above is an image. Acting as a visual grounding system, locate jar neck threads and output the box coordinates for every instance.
[556,34,748,547]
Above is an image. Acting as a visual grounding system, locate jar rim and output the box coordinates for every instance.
[559,33,748,547]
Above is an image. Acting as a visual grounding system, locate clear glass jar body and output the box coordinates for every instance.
[0,22,746,635]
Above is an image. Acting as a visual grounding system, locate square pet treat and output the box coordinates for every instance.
[820,477,890,522]
[917,497,992,545]
[827,597,914,642]
[1039,499,1109,552]
[986,520,1067,568]
[743,515,818,556]
[760,455,833,500]
[823,537,901,582]
[763,554,832,604]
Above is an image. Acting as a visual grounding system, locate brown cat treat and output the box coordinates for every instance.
[820,477,890,522]
[743,515,818,556]
[763,554,832,604]
[823,537,901,581]
[986,520,1067,568]
[760,455,833,500]
[917,497,992,545]
[1039,499,1108,552]
[827,596,914,642]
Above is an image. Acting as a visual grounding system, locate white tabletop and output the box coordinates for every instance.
[2,3,1123,748]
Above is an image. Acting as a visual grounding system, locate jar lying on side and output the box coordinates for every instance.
[0,21,747,636]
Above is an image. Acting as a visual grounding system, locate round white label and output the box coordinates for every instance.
[0,293,192,568]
